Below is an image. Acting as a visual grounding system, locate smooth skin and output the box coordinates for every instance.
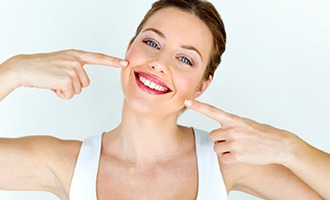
[0,49,128,199]
[0,49,127,101]
[0,7,328,200]
[185,99,329,199]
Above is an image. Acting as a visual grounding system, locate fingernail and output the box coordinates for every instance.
[184,100,193,107]
[120,60,128,67]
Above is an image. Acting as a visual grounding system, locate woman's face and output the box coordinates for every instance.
[121,7,213,115]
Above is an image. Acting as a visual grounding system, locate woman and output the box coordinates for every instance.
[0,0,329,199]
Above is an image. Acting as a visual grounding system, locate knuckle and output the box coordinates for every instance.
[82,79,90,88]
[58,77,72,89]
[228,141,240,152]
[209,130,218,140]
[227,127,244,140]
[229,130,239,140]
[74,85,82,93]
[65,94,74,99]
[227,141,235,149]
[62,90,74,99]
[208,105,218,116]
[70,60,82,69]
[213,143,221,153]
[227,114,238,123]
[230,152,240,162]
[226,128,236,137]
[95,53,108,61]
[65,49,77,54]
[66,68,77,76]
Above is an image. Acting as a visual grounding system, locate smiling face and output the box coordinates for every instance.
[121,7,213,115]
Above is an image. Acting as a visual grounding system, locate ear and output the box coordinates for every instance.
[193,75,213,99]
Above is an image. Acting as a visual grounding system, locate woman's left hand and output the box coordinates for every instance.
[185,99,300,165]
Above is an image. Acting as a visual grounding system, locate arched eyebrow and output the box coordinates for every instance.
[181,45,203,62]
[143,28,166,39]
[142,28,203,62]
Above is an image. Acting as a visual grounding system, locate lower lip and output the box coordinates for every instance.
[135,73,169,95]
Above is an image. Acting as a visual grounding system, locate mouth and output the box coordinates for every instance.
[134,71,172,95]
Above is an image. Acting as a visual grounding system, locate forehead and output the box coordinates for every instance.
[141,7,213,62]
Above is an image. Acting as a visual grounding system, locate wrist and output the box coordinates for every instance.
[1,55,23,88]
[280,132,308,168]
[0,56,22,90]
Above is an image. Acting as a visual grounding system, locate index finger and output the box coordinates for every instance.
[75,50,128,68]
[184,99,233,125]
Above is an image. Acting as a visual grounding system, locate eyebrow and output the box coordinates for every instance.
[181,45,203,62]
[142,28,204,62]
[143,28,166,39]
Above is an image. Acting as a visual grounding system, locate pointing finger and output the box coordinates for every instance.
[184,99,233,125]
[74,50,128,68]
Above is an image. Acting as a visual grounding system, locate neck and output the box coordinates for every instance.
[109,101,188,165]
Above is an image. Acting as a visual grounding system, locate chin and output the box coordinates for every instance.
[123,95,184,117]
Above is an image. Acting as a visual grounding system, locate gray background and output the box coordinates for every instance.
[1,0,329,199]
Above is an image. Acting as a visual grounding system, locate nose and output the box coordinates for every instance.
[149,55,170,74]
[150,65,166,74]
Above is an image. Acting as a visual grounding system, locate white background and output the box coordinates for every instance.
[1,0,330,199]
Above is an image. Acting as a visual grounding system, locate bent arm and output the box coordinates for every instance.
[0,137,54,191]
[283,138,330,199]
[0,50,127,101]
[222,161,323,200]
[0,136,80,198]
[186,100,328,199]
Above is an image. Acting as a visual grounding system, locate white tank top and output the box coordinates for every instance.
[69,128,228,199]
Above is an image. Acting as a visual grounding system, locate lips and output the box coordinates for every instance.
[134,71,172,95]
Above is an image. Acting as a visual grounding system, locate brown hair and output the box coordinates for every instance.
[129,0,226,80]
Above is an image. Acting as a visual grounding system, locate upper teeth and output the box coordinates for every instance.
[139,75,168,92]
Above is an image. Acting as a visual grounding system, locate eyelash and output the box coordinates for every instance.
[179,56,193,66]
[143,39,193,66]
[143,39,160,50]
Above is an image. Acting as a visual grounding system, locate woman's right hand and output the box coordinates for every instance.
[0,49,128,99]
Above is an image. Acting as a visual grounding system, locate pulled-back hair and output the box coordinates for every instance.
[130,0,226,80]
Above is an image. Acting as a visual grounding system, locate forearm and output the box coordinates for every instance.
[0,74,17,101]
[284,136,330,199]
[0,57,20,101]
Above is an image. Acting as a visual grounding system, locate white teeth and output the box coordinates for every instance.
[139,75,168,92]
[149,82,156,89]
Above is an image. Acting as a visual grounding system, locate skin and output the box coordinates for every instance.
[185,100,330,199]
[0,6,328,200]
[0,50,128,101]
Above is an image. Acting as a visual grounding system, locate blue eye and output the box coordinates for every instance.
[143,40,160,49]
[179,56,193,66]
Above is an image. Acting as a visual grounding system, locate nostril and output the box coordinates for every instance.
[150,64,166,74]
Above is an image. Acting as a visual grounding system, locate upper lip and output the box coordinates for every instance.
[134,71,172,92]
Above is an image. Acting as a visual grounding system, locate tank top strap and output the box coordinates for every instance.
[69,134,102,200]
[193,127,228,199]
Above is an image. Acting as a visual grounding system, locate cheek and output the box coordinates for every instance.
[125,47,140,64]
[125,42,151,65]
[174,74,200,98]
